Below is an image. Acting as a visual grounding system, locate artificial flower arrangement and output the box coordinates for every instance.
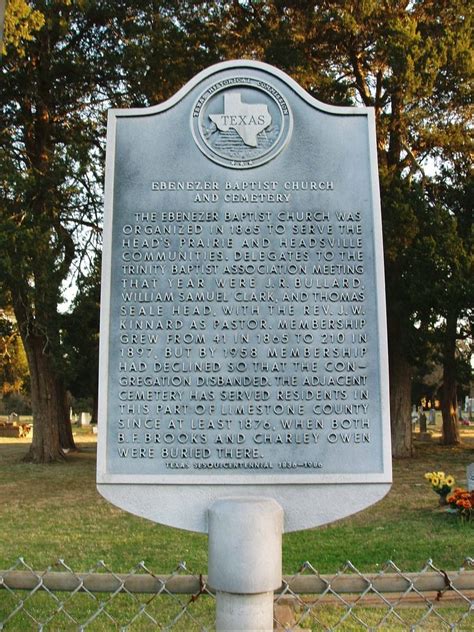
[424,471,455,499]
[446,488,474,521]
[425,471,473,520]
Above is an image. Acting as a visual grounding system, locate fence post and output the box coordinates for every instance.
[208,497,283,631]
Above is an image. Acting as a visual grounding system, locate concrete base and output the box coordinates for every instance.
[215,592,274,631]
[208,498,283,631]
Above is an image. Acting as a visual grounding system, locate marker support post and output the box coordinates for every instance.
[208,498,284,631]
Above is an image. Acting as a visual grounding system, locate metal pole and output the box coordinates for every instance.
[208,497,283,631]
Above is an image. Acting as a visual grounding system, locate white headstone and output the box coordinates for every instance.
[80,412,91,426]
[467,463,474,492]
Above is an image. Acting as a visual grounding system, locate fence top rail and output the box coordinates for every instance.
[1,569,473,595]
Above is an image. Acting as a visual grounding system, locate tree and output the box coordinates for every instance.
[207,0,473,456]
[397,176,473,445]
[0,0,123,461]
[423,163,473,444]
[0,0,223,462]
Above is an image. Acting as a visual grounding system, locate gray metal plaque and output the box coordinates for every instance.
[97,60,391,532]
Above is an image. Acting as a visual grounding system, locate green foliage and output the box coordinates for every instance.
[2,0,45,57]
[0,1,110,337]
[62,258,101,404]
[0,391,31,414]
[0,312,29,396]
[110,1,225,107]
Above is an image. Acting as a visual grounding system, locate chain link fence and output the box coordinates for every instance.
[0,557,473,630]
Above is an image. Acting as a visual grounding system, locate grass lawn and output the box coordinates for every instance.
[0,428,472,575]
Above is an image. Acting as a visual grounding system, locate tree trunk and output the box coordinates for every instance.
[12,288,77,459]
[92,390,99,425]
[440,311,460,445]
[21,334,66,463]
[57,379,77,451]
[388,314,413,458]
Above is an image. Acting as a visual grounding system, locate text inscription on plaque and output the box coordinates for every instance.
[98,63,390,486]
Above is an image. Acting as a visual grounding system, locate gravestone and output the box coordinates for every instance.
[97,60,391,533]
[419,410,427,433]
[428,408,436,425]
[467,463,474,492]
[80,412,91,427]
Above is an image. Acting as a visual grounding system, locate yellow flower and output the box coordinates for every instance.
[445,476,455,487]
[431,476,440,486]
[437,471,445,479]
[424,472,433,480]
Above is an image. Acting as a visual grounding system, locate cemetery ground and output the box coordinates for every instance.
[0,427,472,573]
[0,428,473,631]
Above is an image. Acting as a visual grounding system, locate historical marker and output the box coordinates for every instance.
[97,60,391,533]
